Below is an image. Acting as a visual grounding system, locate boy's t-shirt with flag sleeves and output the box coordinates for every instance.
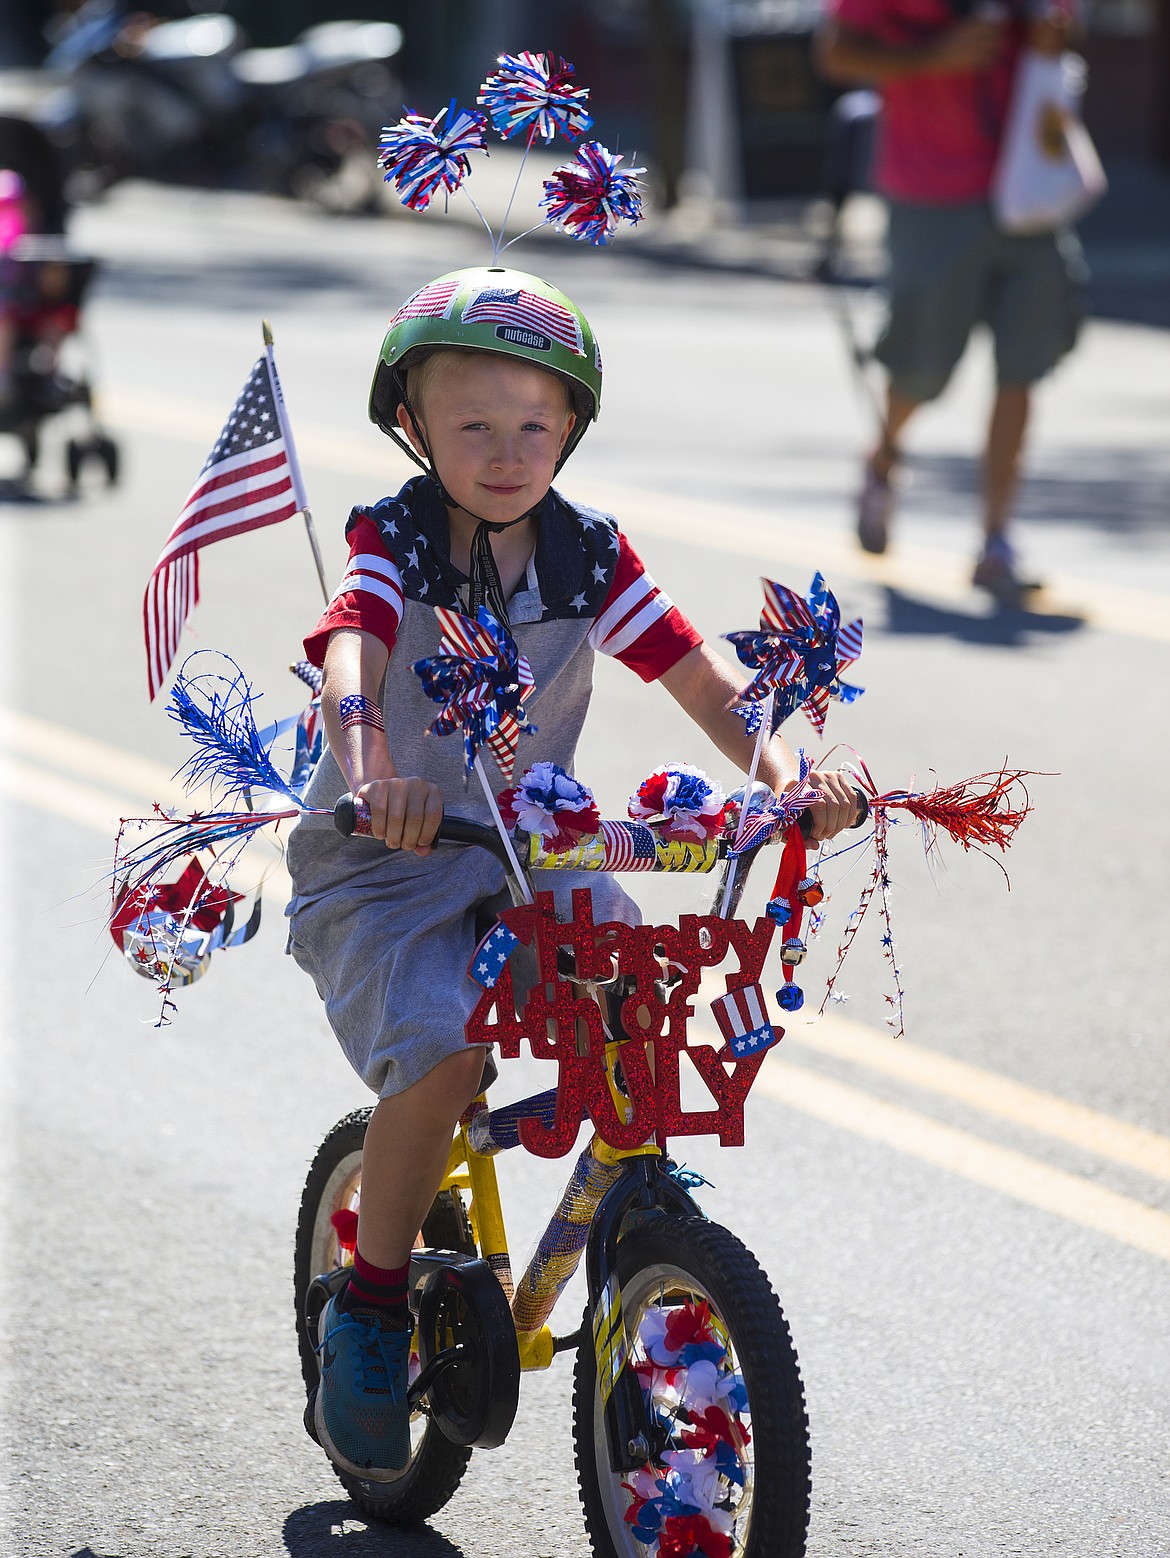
[285,474,702,905]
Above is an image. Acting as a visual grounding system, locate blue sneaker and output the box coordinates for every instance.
[314,1293,412,1480]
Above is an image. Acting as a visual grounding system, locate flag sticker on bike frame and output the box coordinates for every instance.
[592,1273,627,1404]
[468,919,521,988]
[710,983,781,1059]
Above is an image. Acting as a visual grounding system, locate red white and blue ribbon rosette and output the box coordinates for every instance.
[629,764,729,842]
[496,760,601,853]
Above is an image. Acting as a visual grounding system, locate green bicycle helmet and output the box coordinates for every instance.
[369,265,602,470]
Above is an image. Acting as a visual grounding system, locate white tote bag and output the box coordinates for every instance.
[992,50,1108,233]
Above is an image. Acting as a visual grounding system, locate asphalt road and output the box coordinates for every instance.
[2,183,1169,1558]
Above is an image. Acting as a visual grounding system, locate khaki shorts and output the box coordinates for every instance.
[875,199,1086,404]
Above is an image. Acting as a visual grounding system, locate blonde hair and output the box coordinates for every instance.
[403,346,573,423]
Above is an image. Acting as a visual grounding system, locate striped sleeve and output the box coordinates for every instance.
[587,532,702,682]
[302,514,405,666]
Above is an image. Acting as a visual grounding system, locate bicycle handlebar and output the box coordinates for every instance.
[331,789,869,869]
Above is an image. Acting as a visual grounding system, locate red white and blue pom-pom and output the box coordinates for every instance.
[478,51,593,144]
[540,140,645,245]
[496,761,600,853]
[377,99,487,211]
[629,764,729,842]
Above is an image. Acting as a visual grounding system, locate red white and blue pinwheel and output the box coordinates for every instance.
[540,140,644,245]
[413,605,536,781]
[477,51,593,145]
[377,99,487,212]
[725,572,864,736]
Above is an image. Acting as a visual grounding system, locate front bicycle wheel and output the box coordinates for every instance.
[293,1108,475,1525]
[572,1215,810,1558]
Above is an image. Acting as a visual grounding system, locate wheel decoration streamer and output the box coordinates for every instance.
[624,1298,750,1558]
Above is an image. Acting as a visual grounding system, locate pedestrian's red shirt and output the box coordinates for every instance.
[830,0,1025,203]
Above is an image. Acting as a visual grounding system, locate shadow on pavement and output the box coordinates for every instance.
[283,1501,470,1556]
[906,445,1170,540]
[880,585,1086,645]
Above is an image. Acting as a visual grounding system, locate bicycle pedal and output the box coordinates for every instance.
[303,1387,321,1446]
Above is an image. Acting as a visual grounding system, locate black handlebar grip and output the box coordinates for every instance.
[334,793,373,837]
[797,787,870,840]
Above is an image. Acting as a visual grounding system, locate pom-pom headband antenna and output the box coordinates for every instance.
[376,51,645,261]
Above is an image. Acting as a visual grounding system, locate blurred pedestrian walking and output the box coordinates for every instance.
[815,0,1086,604]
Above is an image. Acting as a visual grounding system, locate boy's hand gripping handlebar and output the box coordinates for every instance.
[331,789,869,856]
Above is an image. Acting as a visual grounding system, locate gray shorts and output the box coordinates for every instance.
[875,200,1085,404]
[287,845,641,1099]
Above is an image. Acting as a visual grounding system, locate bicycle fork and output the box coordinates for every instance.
[584,1154,702,1473]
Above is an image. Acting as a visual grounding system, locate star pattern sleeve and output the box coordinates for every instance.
[302,512,405,667]
[587,531,702,682]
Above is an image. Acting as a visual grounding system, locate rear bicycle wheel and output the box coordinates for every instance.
[293,1108,475,1524]
[572,1215,810,1558]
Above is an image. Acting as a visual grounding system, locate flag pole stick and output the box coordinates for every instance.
[719,689,774,918]
[262,320,330,605]
[473,754,534,904]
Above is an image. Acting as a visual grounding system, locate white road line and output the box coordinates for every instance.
[756,1058,1170,1264]
[101,384,1170,645]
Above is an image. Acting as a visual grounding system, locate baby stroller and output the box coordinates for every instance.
[0,234,120,491]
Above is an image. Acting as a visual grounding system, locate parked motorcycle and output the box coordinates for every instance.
[37,5,402,212]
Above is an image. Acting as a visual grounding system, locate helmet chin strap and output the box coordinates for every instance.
[394,372,540,629]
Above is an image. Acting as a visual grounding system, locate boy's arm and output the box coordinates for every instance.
[321,627,442,855]
[657,643,861,844]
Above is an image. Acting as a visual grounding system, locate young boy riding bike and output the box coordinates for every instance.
[285,266,864,1480]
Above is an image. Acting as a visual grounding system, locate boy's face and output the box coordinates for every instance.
[398,352,576,525]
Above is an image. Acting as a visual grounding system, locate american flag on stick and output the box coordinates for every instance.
[144,339,319,700]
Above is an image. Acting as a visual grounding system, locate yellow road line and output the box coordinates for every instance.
[0,731,290,898]
[101,384,1170,646]
[0,707,180,801]
[785,1013,1170,1183]
[756,1059,1170,1264]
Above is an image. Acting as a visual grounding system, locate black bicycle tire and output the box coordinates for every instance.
[293,1108,474,1524]
[572,1214,811,1558]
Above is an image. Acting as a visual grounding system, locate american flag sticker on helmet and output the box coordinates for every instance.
[463,286,585,355]
[710,984,781,1059]
[390,278,460,326]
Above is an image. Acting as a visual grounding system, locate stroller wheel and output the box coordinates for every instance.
[97,435,120,485]
[65,436,84,490]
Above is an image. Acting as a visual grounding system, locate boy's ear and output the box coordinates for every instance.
[396,401,427,458]
[557,409,577,455]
